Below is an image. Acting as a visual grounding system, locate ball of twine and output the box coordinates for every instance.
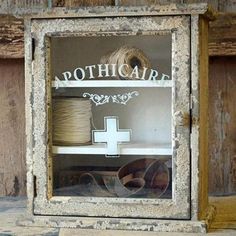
[100,45,151,80]
[52,98,92,146]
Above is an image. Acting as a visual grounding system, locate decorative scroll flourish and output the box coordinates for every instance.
[83,91,139,106]
[111,91,139,105]
[82,93,110,106]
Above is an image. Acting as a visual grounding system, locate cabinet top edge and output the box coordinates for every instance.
[22,4,215,21]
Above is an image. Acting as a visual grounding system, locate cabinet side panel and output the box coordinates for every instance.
[199,16,209,220]
[191,15,209,220]
[191,14,200,221]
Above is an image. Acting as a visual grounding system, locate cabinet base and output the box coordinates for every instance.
[18,215,207,233]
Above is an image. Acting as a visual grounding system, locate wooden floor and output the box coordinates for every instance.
[0,197,235,236]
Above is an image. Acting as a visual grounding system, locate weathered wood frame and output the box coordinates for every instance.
[24,4,212,232]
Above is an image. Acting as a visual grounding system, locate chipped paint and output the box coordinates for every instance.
[29,15,190,219]
[23,6,212,233]
[18,215,207,233]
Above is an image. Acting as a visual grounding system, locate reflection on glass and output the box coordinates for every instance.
[50,34,172,199]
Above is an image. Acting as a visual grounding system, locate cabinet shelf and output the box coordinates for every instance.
[52,143,172,156]
[52,80,173,88]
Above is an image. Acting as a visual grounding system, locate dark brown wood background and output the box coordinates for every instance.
[209,57,236,195]
[0,0,235,196]
[0,59,25,196]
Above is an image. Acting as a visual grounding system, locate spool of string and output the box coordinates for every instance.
[100,45,151,80]
[52,98,92,145]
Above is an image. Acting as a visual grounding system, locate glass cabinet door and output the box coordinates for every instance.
[31,15,191,219]
[52,34,172,199]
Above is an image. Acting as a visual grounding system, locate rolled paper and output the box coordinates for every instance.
[100,45,151,80]
[79,173,114,197]
[56,157,170,198]
[114,157,169,197]
[52,97,92,145]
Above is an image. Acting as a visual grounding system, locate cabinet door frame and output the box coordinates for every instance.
[27,15,191,219]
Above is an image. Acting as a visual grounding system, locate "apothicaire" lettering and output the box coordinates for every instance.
[55,63,170,82]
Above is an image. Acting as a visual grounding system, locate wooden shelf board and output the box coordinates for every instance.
[52,80,173,88]
[52,143,172,155]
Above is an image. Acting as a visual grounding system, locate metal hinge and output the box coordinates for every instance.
[190,94,194,152]
[33,175,37,197]
[32,37,36,61]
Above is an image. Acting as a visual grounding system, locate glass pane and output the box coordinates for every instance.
[50,34,172,199]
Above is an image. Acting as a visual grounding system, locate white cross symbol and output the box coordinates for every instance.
[92,116,131,157]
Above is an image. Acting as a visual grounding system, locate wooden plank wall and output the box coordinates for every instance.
[0,0,235,12]
[0,0,235,196]
[209,57,236,195]
[1,2,236,58]
[0,59,25,196]
[209,14,236,56]
[0,16,23,59]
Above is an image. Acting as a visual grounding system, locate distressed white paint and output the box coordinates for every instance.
[24,4,213,232]
[52,143,172,155]
[29,15,190,218]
